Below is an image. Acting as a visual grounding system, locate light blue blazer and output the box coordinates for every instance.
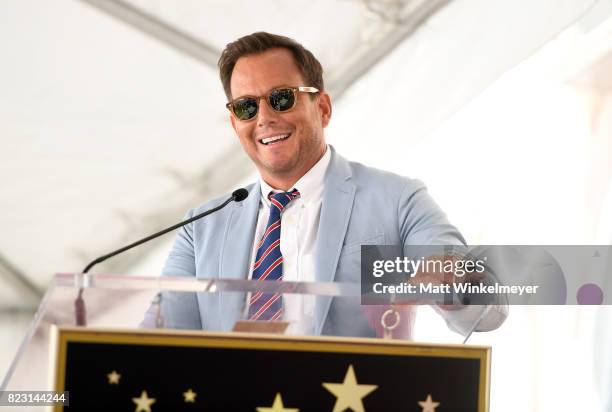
[161,146,466,336]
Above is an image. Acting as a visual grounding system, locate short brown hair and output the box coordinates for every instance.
[218,32,324,100]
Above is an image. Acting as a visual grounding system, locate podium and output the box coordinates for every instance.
[1,273,490,411]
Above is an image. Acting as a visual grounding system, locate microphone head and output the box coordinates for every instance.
[232,188,249,202]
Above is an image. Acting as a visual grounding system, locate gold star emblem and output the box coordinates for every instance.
[132,390,156,412]
[418,394,440,412]
[107,370,121,384]
[256,393,299,412]
[183,388,197,403]
[322,364,378,412]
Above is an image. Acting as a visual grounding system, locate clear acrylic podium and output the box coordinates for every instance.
[1,273,489,395]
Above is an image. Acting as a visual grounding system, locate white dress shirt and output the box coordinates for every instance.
[248,146,331,335]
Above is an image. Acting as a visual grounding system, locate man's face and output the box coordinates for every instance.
[229,48,332,189]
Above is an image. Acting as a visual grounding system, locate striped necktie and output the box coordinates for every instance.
[248,189,300,321]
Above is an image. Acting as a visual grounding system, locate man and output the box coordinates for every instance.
[161,32,507,337]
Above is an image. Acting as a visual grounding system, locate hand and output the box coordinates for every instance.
[408,254,486,309]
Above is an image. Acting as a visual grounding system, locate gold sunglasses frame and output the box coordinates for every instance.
[225,86,319,121]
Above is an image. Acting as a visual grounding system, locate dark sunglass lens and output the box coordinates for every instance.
[233,98,258,120]
[269,89,295,112]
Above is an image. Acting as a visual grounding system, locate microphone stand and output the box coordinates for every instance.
[74,189,248,326]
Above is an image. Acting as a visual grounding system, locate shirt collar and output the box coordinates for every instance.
[259,145,331,206]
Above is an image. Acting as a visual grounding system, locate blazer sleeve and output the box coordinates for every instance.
[162,209,196,277]
[397,179,508,333]
[158,209,203,329]
[398,179,466,246]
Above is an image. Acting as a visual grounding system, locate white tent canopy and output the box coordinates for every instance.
[2,0,612,409]
[0,0,599,308]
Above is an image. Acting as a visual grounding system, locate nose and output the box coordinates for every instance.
[256,96,277,127]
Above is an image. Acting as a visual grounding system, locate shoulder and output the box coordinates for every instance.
[330,150,424,199]
[329,148,438,222]
[329,148,464,245]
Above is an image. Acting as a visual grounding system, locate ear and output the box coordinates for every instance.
[317,91,332,128]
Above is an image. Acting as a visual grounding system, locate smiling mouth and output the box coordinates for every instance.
[258,133,291,145]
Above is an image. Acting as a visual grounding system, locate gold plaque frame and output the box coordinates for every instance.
[51,326,490,411]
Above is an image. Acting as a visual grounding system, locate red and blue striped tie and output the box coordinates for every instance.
[248,189,300,321]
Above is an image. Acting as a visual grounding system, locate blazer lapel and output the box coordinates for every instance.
[314,147,355,334]
[217,182,260,330]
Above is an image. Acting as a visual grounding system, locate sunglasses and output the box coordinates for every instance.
[226,86,319,121]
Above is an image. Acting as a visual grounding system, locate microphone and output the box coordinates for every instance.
[75,188,249,325]
[232,188,248,202]
[81,188,249,274]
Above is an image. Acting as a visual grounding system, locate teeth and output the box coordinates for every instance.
[261,134,290,144]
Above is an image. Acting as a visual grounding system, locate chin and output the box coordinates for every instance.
[267,164,294,175]
[263,159,297,175]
